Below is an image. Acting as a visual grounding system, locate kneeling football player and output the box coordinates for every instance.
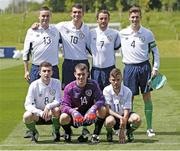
[60,63,106,143]
[23,62,62,142]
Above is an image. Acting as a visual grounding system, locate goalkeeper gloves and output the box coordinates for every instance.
[71,110,84,127]
[84,105,97,125]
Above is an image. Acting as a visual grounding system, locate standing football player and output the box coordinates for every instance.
[23,6,61,84]
[89,10,121,90]
[23,62,62,142]
[119,5,160,137]
[55,3,90,89]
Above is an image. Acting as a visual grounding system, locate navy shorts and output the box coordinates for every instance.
[36,117,52,125]
[123,60,152,95]
[62,59,90,89]
[91,65,115,90]
[29,64,59,84]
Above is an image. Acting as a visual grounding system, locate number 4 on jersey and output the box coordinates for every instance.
[131,40,135,48]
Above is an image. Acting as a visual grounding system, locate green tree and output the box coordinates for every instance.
[44,0,65,12]
[148,0,162,10]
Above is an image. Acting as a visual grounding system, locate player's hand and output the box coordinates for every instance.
[84,105,97,125]
[72,110,84,127]
[151,69,158,78]
[24,71,30,82]
[31,22,40,30]
[120,117,126,128]
[42,107,51,121]
[119,128,126,144]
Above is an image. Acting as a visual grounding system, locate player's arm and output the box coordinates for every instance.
[106,104,123,119]
[118,108,129,144]
[93,82,105,109]
[148,31,160,77]
[60,86,76,115]
[114,31,121,50]
[22,29,33,82]
[24,84,43,117]
[60,86,84,127]
[151,44,160,77]
[86,28,92,56]
[31,22,40,30]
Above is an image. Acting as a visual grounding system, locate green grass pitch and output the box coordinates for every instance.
[0,57,180,150]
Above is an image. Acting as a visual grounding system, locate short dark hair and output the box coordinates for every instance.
[74,63,88,72]
[40,6,50,11]
[72,3,83,11]
[96,9,110,20]
[39,61,52,70]
[129,5,141,16]
[110,68,122,78]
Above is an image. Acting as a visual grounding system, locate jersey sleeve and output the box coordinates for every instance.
[24,83,43,117]
[148,31,160,70]
[114,31,121,50]
[93,81,105,109]
[103,87,112,106]
[123,88,132,110]
[22,28,33,61]
[60,85,74,115]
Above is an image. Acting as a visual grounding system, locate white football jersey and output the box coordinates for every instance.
[23,25,60,66]
[120,26,159,69]
[103,84,132,115]
[90,27,121,68]
[24,78,61,117]
[55,21,90,60]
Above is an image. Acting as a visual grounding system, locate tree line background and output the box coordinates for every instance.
[1,0,180,14]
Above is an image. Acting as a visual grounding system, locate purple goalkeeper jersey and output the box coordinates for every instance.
[61,79,105,115]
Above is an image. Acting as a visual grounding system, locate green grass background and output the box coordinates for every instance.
[0,11,180,150]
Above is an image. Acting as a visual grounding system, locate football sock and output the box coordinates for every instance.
[144,99,153,129]
[51,117,60,133]
[93,117,105,135]
[25,122,37,132]
[127,123,139,134]
[61,124,72,135]
[106,126,113,134]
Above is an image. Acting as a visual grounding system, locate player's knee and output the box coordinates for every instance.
[51,106,61,118]
[104,115,116,127]
[59,113,71,125]
[97,106,107,118]
[23,111,34,123]
[129,113,141,126]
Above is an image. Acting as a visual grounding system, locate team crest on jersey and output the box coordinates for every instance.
[139,36,145,42]
[49,89,56,96]
[36,34,40,37]
[79,32,85,39]
[66,30,70,34]
[85,89,92,97]
[125,37,128,40]
[107,35,113,42]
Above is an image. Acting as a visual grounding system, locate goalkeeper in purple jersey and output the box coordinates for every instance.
[60,63,107,143]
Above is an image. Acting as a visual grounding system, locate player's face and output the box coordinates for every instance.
[109,75,122,91]
[74,69,89,87]
[129,12,141,30]
[39,10,51,29]
[71,7,84,22]
[97,13,109,31]
[40,66,53,84]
